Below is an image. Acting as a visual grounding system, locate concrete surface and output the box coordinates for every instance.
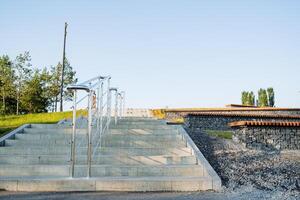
[0,117,221,191]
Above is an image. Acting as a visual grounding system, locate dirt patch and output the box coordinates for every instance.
[186,128,300,199]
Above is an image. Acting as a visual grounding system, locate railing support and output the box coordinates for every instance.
[99,82,104,136]
[67,84,90,178]
[70,90,77,178]
[118,92,122,119]
[114,90,118,125]
[106,78,111,129]
[87,90,93,178]
[122,91,126,117]
[96,78,101,134]
[67,76,124,179]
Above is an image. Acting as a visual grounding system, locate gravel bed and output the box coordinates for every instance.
[186,127,300,199]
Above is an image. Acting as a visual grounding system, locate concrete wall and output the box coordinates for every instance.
[232,126,300,150]
[184,115,300,131]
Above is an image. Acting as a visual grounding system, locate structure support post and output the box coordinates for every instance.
[96,79,101,134]
[87,90,93,178]
[99,82,104,136]
[118,93,122,119]
[114,90,118,125]
[70,90,77,178]
[122,91,126,117]
[106,78,111,128]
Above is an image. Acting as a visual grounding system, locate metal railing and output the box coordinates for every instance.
[67,75,124,178]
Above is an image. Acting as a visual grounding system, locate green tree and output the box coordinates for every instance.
[241,91,248,105]
[267,87,275,107]
[241,91,255,106]
[249,91,255,106]
[258,88,269,107]
[0,55,16,115]
[14,52,32,115]
[20,69,49,113]
[0,53,77,115]
[48,64,61,112]
[49,59,77,112]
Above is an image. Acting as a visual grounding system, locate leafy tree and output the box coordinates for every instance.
[241,91,255,106]
[48,64,62,112]
[0,52,77,115]
[267,87,275,107]
[241,91,248,105]
[258,88,269,107]
[13,52,32,115]
[20,69,49,113]
[249,91,255,105]
[49,59,77,112]
[0,55,16,115]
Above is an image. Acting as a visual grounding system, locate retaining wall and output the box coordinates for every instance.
[232,126,300,150]
[165,108,300,122]
[185,115,300,130]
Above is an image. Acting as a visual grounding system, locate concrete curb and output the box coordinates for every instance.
[176,125,222,191]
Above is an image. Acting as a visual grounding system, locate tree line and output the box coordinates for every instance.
[0,52,77,115]
[241,87,275,107]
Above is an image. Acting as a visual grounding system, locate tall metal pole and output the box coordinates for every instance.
[87,90,93,178]
[118,93,122,119]
[96,78,101,134]
[70,90,77,178]
[99,82,104,134]
[114,90,118,125]
[122,91,126,117]
[106,78,111,127]
[60,22,68,112]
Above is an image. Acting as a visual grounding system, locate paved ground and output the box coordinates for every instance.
[0,189,298,200]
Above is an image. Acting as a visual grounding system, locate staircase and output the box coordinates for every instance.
[0,117,221,192]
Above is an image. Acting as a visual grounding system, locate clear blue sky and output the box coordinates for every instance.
[1,0,300,108]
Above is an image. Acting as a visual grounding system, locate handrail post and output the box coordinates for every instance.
[118,92,122,119]
[87,90,93,178]
[99,81,104,137]
[122,91,126,117]
[114,89,118,125]
[96,78,101,135]
[67,84,90,178]
[70,90,77,178]
[106,78,111,129]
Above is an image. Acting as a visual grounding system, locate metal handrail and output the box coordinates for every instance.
[67,75,124,178]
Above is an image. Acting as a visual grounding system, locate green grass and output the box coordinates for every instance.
[0,127,14,137]
[205,130,233,139]
[0,110,86,137]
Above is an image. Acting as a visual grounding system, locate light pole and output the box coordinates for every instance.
[60,22,68,112]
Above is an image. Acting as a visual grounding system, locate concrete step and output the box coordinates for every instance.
[30,124,71,129]
[23,128,87,134]
[116,121,166,125]
[109,129,177,135]
[0,147,192,156]
[0,164,204,177]
[23,128,178,135]
[0,155,197,165]
[0,176,214,192]
[15,133,182,141]
[110,125,175,129]
[5,139,186,148]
